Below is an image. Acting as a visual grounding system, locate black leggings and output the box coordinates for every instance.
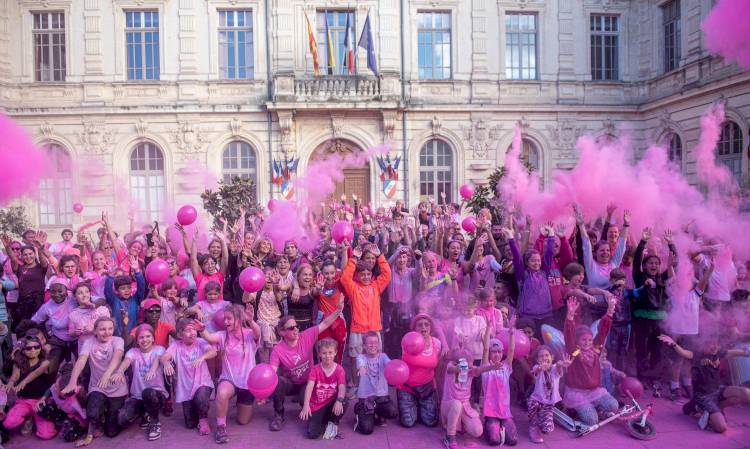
[354,396,397,435]
[86,392,126,438]
[182,386,212,429]
[632,317,664,380]
[118,388,165,427]
[307,399,347,439]
[272,376,305,414]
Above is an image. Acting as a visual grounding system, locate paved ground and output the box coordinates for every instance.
[7,392,750,449]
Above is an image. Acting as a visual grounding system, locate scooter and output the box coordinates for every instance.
[552,393,656,440]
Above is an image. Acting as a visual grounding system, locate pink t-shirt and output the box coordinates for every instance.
[198,300,231,333]
[125,346,167,399]
[68,306,111,352]
[166,338,215,403]
[194,271,225,302]
[82,271,107,299]
[529,364,563,405]
[160,297,184,327]
[308,364,346,412]
[216,329,257,389]
[442,362,474,402]
[270,326,320,385]
[81,337,128,397]
[481,361,512,419]
[477,307,505,338]
[400,337,441,388]
[32,298,77,341]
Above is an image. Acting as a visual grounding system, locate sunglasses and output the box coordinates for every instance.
[11,247,20,251]
[147,308,162,313]
[283,324,299,331]
[24,345,41,351]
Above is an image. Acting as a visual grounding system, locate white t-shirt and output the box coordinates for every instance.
[698,254,736,302]
[669,288,702,336]
[81,337,128,397]
[125,346,167,399]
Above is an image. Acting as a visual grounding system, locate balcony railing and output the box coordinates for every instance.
[293,75,380,100]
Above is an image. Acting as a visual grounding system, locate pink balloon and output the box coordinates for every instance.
[247,363,279,400]
[239,266,265,293]
[144,259,170,285]
[212,310,227,330]
[384,359,410,386]
[73,202,84,214]
[177,205,198,226]
[461,216,477,233]
[459,184,475,200]
[619,377,644,400]
[268,199,278,211]
[402,331,425,356]
[331,221,354,244]
[497,328,531,359]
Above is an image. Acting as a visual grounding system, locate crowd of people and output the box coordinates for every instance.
[0,194,749,448]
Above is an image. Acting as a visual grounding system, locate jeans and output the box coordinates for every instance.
[118,388,165,427]
[397,385,438,428]
[574,393,619,425]
[86,392,126,437]
[606,324,631,373]
[632,318,664,380]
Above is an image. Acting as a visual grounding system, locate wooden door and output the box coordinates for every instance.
[312,139,371,207]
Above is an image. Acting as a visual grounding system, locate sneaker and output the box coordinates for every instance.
[21,419,33,436]
[529,425,544,444]
[214,425,228,444]
[652,381,662,398]
[140,414,151,429]
[669,388,680,401]
[147,421,161,441]
[322,422,338,440]
[163,400,174,416]
[698,411,710,430]
[198,420,211,436]
[442,435,459,449]
[269,413,285,431]
[374,415,387,427]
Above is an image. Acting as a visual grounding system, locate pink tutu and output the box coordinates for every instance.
[562,386,609,410]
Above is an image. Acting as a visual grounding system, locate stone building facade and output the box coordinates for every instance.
[0,0,748,231]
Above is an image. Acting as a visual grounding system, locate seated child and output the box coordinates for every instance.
[299,338,347,440]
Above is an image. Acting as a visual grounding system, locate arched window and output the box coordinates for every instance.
[521,139,540,172]
[717,121,743,183]
[667,133,682,167]
[130,142,165,221]
[39,143,72,226]
[222,141,257,187]
[419,139,453,202]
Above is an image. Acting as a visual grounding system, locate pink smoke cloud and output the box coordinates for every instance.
[0,114,50,205]
[702,0,750,69]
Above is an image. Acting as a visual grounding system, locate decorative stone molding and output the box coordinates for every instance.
[382,111,397,142]
[228,118,243,137]
[170,121,206,153]
[134,118,149,137]
[461,119,502,159]
[430,115,442,136]
[76,120,114,153]
[39,122,55,138]
[517,116,530,131]
[546,119,582,158]
[330,114,344,138]
[276,111,295,154]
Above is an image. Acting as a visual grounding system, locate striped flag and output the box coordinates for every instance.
[324,13,336,74]
[343,13,354,74]
[304,13,320,75]
[358,12,378,76]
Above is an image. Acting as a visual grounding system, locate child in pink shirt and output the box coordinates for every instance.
[481,316,517,446]
[68,283,111,353]
[527,346,572,443]
[162,318,217,436]
[299,338,347,440]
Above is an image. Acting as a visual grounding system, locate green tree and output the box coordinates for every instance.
[466,163,533,225]
[0,207,32,237]
[200,177,260,229]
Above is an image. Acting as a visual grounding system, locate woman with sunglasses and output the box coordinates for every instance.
[268,297,345,432]
[2,336,56,440]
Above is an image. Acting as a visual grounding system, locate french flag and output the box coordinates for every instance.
[343,14,354,74]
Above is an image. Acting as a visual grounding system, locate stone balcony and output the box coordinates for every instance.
[270,73,401,110]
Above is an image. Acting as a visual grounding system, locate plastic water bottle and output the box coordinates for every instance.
[458,358,469,383]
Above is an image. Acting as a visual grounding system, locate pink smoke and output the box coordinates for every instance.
[260,144,390,251]
[0,114,50,205]
[702,0,750,69]
[694,104,733,190]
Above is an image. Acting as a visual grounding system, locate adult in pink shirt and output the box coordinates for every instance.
[397,313,442,428]
[200,304,261,444]
[268,299,345,431]
[179,224,228,302]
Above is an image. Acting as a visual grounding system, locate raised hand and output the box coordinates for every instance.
[663,229,674,244]
[566,297,580,317]
[554,223,567,238]
[657,334,675,346]
[572,204,584,225]
[622,209,631,226]
[606,203,617,217]
[561,353,573,368]
[641,227,652,241]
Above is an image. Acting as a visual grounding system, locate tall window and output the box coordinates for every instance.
[419,139,453,202]
[417,11,451,80]
[662,0,681,73]
[505,13,537,80]
[39,143,72,226]
[316,10,355,75]
[219,10,253,79]
[717,121,743,183]
[521,139,540,172]
[590,14,619,81]
[667,133,682,166]
[222,141,258,186]
[130,142,165,221]
[33,12,66,82]
[126,10,160,80]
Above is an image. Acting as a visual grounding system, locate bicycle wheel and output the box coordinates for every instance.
[626,417,657,440]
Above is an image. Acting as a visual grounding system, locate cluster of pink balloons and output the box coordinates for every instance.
[247,363,279,400]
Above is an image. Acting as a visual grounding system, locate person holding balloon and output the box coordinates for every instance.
[199,304,260,444]
[397,314,441,429]
[267,297,345,432]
